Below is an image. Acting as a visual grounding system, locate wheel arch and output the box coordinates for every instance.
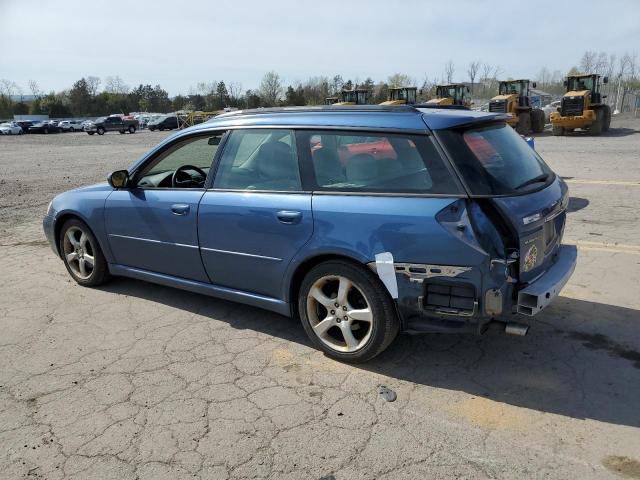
[286,251,371,318]
[53,211,108,260]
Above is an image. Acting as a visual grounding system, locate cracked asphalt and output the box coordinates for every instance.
[1,119,640,479]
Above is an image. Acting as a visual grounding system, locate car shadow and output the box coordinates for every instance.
[99,278,640,429]
[534,127,638,138]
[567,196,590,213]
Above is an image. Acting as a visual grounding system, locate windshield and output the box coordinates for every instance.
[499,82,523,95]
[568,76,594,91]
[437,123,553,195]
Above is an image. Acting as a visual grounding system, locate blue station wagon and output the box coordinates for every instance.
[43,105,577,362]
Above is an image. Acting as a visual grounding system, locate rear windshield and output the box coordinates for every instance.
[437,123,553,195]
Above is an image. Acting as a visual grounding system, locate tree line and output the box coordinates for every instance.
[1,50,638,119]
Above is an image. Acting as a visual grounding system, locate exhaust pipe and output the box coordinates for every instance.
[505,322,529,336]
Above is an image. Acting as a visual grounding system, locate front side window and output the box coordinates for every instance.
[437,122,553,196]
[135,134,223,188]
[299,131,461,194]
[213,129,301,191]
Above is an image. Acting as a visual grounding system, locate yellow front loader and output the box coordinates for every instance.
[489,80,545,134]
[426,84,471,107]
[325,88,372,106]
[550,74,611,135]
[380,87,417,105]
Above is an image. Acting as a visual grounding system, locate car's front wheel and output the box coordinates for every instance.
[298,260,400,362]
[97,127,105,135]
[59,219,110,287]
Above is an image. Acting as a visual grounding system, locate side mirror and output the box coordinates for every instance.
[108,170,129,189]
[532,82,537,88]
[563,80,568,87]
[603,76,609,84]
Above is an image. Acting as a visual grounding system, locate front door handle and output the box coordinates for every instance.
[277,210,302,224]
[171,204,190,215]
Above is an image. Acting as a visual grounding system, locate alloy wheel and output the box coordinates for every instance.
[62,226,95,280]
[306,275,374,353]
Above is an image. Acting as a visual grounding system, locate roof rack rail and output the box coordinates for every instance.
[413,103,471,110]
[215,105,420,117]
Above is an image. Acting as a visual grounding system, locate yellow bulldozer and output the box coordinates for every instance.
[489,80,545,134]
[550,74,611,136]
[426,84,471,107]
[380,87,418,105]
[325,88,372,106]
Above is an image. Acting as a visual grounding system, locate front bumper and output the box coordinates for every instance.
[516,244,577,315]
[43,213,58,255]
[550,110,595,127]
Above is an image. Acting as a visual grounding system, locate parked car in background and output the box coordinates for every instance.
[84,116,139,135]
[28,121,61,134]
[542,100,562,123]
[148,114,178,131]
[15,120,35,133]
[0,122,23,135]
[43,105,576,362]
[58,120,84,132]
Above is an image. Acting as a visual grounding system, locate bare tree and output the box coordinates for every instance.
[467,61,480,92]
[104,76,129,94]
[28,80,41,99]
[387,73,413,88]
[0,79,18,97]
[537,67,551,89]
[580,51,597,73]
[227,82,243,103]
[259,71,283,106]
[444,61,455,84]
[86,76,101,96]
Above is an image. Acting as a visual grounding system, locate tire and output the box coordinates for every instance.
[531,109,545,133]
[552,125,565,136]
[44,128,49,134]
[128,125,136,134]
[603,105,611,132]
[590,108,604,135]
[119,130,125,134]
[97,127,105,135]
[515,111,531,135]
[87,132,95,135]
[159,127,164,131]
[298,260,400,363]
[59,218,110,287]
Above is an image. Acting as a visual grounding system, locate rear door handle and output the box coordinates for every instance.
[171,204,190,215]
[277,210,302,224]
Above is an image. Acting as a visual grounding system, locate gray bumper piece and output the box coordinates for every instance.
[517,244,578,316]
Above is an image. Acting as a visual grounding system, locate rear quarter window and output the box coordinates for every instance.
[298,130,461,195]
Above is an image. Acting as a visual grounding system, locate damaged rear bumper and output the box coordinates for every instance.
[516,244,577,315]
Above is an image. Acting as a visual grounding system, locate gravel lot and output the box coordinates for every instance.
[1,120,640,480]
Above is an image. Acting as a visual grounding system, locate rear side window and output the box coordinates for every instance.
[298,131,461,194]
[213,129,301,191]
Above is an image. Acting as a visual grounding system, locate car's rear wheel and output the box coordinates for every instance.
[59,219,110,287]
[298,260,399,362]
[44,128,49,134]
[128,125,136,134]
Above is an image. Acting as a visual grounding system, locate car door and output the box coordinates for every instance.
[104,132,224,282]
[198,128,313,299]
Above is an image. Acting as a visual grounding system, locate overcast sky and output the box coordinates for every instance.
[1,0,639,95]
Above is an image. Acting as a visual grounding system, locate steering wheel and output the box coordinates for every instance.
[171,164,207,188]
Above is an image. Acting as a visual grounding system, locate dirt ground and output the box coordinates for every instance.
[1,118,640,479]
